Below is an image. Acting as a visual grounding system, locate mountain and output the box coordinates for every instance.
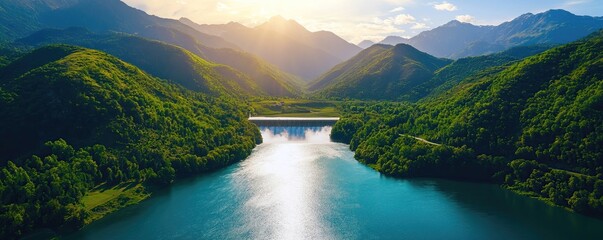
[16,28,262,96]
[413,44,553,101]
[0,0,237,49]
[17,27,301,97]
[0,0,79,41]
[311,42,551,101]
[357,40,375,49]
[379,36,410,46]
[181,16,362,80]
[0,0,307,97]
[179,19,248,37]
[332,30,603,215]
[256,16,361,60]
[309,44,451,100]
[378,9,603,58]
[0,45,261,238]
[131,26,303,96]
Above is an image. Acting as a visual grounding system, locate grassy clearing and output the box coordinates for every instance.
[251,99,341,117]
[82,182,150,224]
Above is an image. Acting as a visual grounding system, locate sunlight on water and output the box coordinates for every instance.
[66,124,603,240]
[233,126,338,239]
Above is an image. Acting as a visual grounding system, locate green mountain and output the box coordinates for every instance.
[38,0,236,49]
[2,0,304,97]
[15,28,303,97]
[332,31,603,215]
[0,0,79,41]
[411,45,552,101]
[310,44,451,100]
[0,45,261,238]
[135,26,303,97]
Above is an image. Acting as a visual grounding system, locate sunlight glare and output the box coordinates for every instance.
[232,126,336,239]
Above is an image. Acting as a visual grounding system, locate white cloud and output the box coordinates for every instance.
[216,2,229,12]
[411,22,428,29]
[121,0,422,43]
[455,15,475,23]
[394,14,416,25]
[345,22,406,43]
[565,0,588,6]
[390,7,405,13]
[433,1,457,11]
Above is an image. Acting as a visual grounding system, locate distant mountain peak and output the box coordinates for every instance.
[225,21,243,26]
[442,20,477,27]
[379,35,410,46]
[358,40,375,49]
[514,9,576,22]
[179,17,193,22]
[257,16,308,32]
[383,36,408,41]
[268,15,288,23]
[544,9,573,15]
[516,12,535,20]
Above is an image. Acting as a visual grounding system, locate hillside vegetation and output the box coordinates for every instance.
[0,45,261,239]
[135,26,302,97]
[16,28,296,97]
[311,44,451,100]
[332,31,603,215]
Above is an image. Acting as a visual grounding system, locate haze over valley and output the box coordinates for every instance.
[1,0,603,239]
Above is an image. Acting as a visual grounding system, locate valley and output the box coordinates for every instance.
[250,99,341,117]
[1,1,602,239]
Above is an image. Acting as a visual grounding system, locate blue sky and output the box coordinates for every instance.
[122,0,603,43]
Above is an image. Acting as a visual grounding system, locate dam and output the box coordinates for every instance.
[248,117,339,127]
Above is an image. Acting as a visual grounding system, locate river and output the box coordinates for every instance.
[66,124,603,239]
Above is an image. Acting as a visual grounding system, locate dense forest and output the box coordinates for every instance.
[331,31,603,216]
[1,0,603,238]
[15,27,303,97]
[0,45,261,239]
[309,42,554,101]
[310,44,451,100]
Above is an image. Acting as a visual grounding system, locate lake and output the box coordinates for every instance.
[66,123,603,239]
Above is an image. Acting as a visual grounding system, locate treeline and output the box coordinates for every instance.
[505,159,603,215]
[331,31,603,216]
[0,45,261,239]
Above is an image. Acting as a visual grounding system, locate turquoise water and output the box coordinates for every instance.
[67,125,603,239]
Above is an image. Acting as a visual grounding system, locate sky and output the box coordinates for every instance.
[122,0,603,44]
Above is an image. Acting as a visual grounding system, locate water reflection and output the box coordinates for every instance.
[65,125,603,240]
[234,126,338,239]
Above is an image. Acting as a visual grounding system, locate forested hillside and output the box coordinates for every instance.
[133,26,302,97]
[0,45,261,239]
[332,31,603,215]
[16,28,266,97]
[311,44,451,100]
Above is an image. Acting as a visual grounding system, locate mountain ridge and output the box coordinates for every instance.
[378,9,603,58]
[181,16,362,80]
[310,43,451,100]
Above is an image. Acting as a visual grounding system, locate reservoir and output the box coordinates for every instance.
[67,120,603,239]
